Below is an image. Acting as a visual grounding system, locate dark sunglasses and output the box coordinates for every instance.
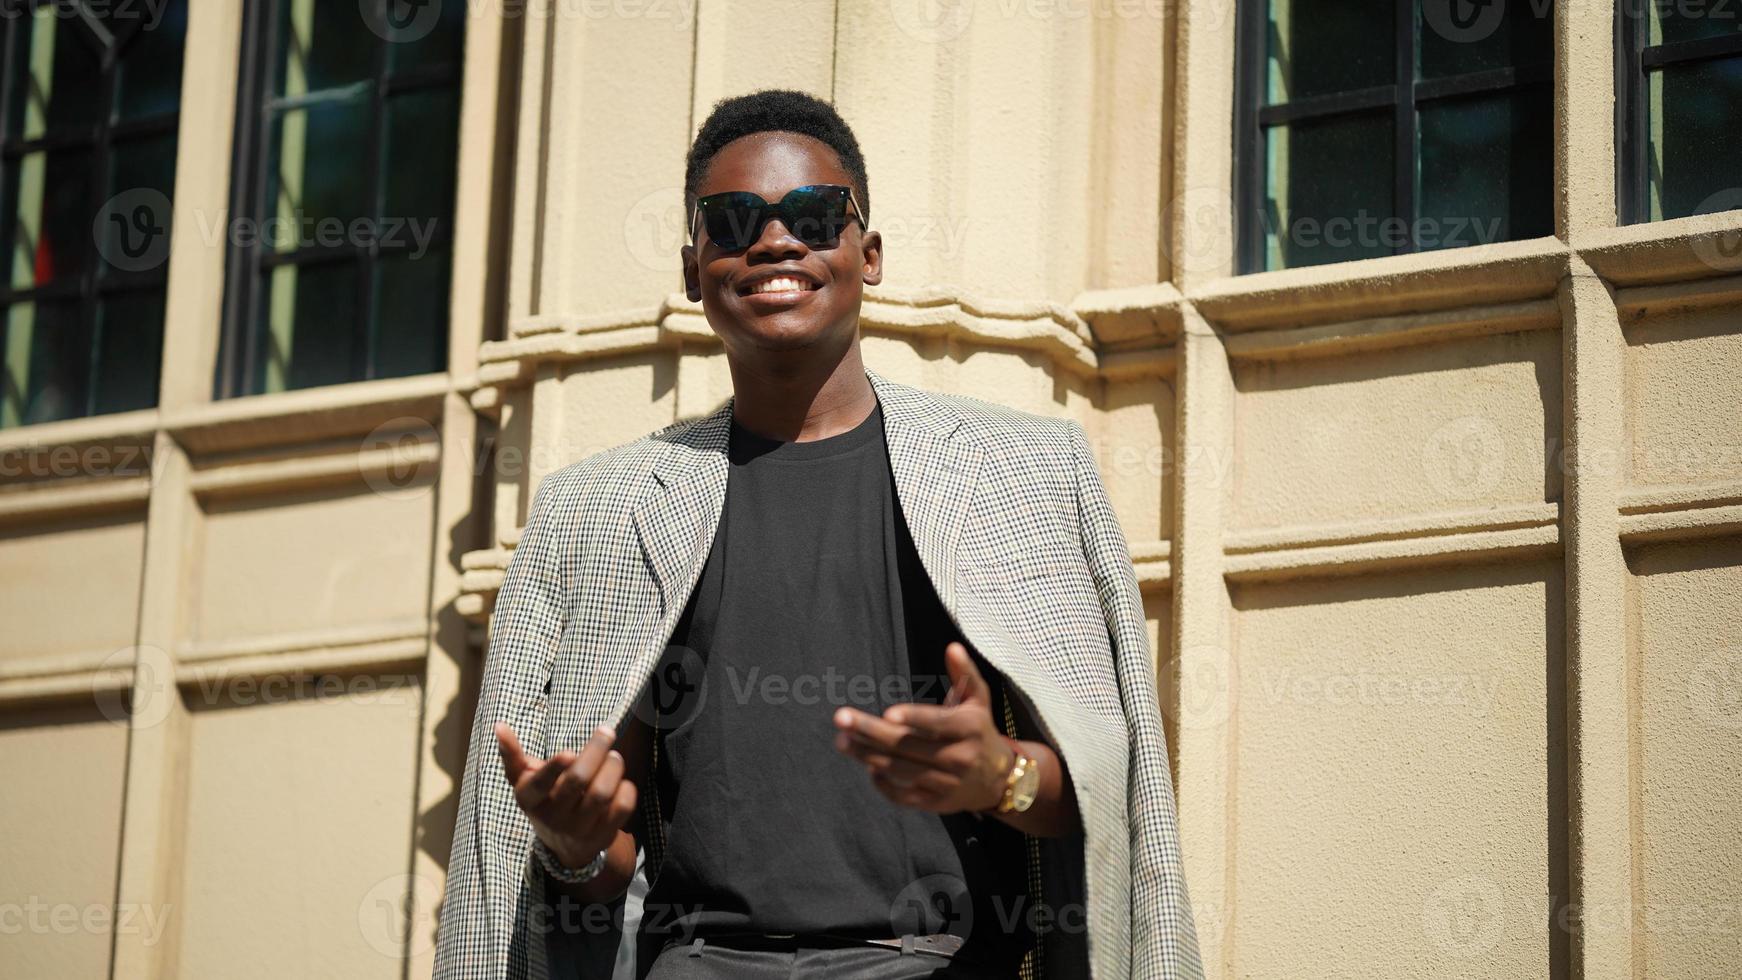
[690,183,867,251]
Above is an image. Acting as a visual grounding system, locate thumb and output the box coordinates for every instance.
[494,721,530,784]
[943,641,990,707]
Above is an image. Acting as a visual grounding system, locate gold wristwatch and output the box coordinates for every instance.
[996,736,1041,814]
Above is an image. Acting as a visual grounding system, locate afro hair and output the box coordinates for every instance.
[683,88,870,224]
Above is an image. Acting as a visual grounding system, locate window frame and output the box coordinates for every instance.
[0,0,182,426]
[1233,0,1553,274]
[1615,0,1742,224]
[215,0,463,400]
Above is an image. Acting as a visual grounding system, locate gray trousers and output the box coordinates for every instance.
[642,935,1016,979]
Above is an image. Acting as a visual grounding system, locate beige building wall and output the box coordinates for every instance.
[2,3,1739,979]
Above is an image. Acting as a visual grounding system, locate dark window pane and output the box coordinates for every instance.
[1646,0,1742,45]
[2,299,87,427]
[254,260,358,393]
[383,87,459,234]
[1418,86,1553,251]
[4,9,100,140]
[372,248,448,379]
[265,99,371,252]
[1263,111,1395,269]
[100,135,178,278]
[116,0,189,120]
[3,148,91,289]
[1267,0,1394,102]
[1648,55,1742,220]
[93,288,165,414]
[274,0,379,95]
[1418,0,1553,79]
[386,0,467,75]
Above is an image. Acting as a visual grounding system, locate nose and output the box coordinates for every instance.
[745,214,807,261]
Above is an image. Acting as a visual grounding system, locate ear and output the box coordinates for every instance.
[682,242,701,303]
[859,227,883,287]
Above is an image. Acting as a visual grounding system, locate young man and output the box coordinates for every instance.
[436,90,1203,980]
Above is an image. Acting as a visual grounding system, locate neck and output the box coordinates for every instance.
[724,336,877,443]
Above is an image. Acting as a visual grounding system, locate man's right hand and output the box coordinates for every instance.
[495,722,638,870]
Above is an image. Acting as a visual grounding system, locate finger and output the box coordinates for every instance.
[576,750,627,822]
[517,750,576,810]
[604,776,639,833]
[573,725,616,777]
[883,701,982,741]
[943,642,992,707]
[549,744,619,812]
[871,771,946,810]
[837,707,950,762]
[495,722,531,783]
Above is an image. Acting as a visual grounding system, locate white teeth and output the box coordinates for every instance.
[748,277,812,294]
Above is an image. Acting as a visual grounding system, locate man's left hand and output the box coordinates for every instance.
[832,640,1014,814]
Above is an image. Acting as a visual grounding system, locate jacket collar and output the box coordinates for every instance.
[630,365,984,618]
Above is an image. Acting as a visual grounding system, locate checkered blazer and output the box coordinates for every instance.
[434,366,1204,980]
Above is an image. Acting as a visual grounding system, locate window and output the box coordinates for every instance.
[0,0,186,429]
[1618,0,1742,223]
[1234,0,1553,272]
[217,0,466,398]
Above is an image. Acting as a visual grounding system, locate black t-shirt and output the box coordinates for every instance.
[636,395,1032,971]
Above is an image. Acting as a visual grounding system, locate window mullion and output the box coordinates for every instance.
[1395,1,1416,256]
[359,4,390,384]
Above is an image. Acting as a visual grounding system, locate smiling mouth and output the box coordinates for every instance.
[738,276,820,297]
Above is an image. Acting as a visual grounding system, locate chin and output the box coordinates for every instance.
[735,318,834,351]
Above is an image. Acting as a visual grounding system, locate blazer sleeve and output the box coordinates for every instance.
[435,473,568,980]
[1065,422,1206,980]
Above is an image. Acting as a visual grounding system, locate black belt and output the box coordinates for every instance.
[669,930,969,960]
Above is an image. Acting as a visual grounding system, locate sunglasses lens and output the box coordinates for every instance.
[700,193,765,251]
[781,186,852,247]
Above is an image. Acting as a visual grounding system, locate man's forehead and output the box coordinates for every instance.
[699,132,848,194]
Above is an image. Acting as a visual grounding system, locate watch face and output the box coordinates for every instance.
[1011,757,1041,811]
